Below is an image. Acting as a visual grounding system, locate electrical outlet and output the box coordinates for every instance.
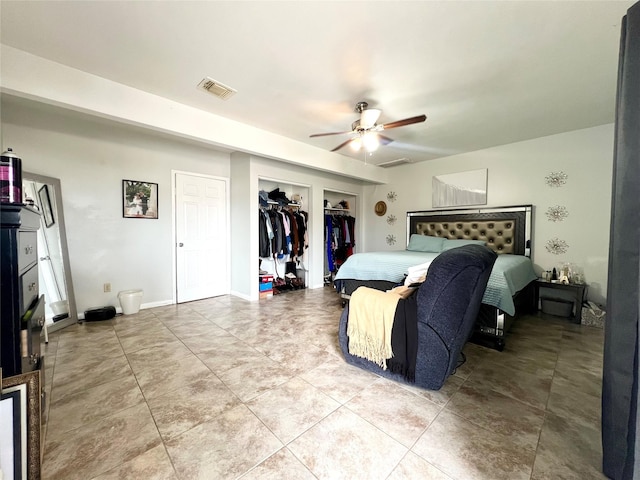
[104,283,111,293]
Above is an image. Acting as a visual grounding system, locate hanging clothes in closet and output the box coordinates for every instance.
[259,205,309,263]
[325,211,355,273]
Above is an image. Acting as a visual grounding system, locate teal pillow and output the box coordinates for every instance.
[406,234,446,253]
[441,239,487,251]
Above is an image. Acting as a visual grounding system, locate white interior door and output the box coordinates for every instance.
[175,173,228,303]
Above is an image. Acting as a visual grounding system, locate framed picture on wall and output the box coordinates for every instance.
[38,184,55,227]
[122,180,158,219]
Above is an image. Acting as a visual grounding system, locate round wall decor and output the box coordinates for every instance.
[374,201,387,216]
[545,238,569,255]
[545,171,568,187]
[546,205,569,222]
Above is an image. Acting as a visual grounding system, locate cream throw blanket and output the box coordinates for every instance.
[347,287,402,370]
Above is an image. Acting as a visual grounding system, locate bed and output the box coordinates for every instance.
[334,205,537,350]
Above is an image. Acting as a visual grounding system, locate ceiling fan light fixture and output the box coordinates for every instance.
[360,108,381,129]
[362,132,380,152]
[309,101,426,153]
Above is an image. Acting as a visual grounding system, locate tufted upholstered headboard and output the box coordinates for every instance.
[407,205,533,256]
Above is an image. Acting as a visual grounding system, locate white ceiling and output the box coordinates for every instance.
[0,1,634,166]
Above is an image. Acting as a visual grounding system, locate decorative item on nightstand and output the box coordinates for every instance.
[559,262,583,284]
[558,271,570,285]
[572,271,585,284]
[574,265,584,284]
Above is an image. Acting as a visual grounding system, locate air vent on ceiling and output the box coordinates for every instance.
[197,77,237,100]
[376,158,412,168]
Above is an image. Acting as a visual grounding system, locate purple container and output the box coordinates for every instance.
[0,148,22,204]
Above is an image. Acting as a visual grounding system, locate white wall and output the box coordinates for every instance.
[229,152,254,300]
[362,125,614,304]
[2,97,230,313]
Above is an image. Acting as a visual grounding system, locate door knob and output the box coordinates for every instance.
[178,242,184,247]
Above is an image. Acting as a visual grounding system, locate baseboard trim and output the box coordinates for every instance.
[230,290,254,301]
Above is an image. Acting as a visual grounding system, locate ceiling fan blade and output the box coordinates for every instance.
[310,131,353,138]
[331,138,355,152]
[381,114,427,130]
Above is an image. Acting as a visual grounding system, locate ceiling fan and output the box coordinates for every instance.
[310,101,427,152]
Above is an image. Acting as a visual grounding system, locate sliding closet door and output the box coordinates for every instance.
[602,3,640,479]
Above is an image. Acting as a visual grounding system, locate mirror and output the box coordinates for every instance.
[23,172,77,332]
[432,168,488,208]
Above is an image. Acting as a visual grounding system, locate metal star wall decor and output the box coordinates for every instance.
[546,205,569,222]
[387,191,398,202]
[545,171,568,187]
[386,214,397,225]
[386,234,397,246]
[545,237,569,255]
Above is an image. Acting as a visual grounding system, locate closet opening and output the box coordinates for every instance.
[323,189,358,287]
[258,178,310,297]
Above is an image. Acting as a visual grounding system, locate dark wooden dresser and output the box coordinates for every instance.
[1,203,45,378]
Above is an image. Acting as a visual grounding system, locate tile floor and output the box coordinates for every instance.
[40,287,606,479]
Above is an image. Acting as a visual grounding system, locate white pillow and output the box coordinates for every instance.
[404,261,431,286]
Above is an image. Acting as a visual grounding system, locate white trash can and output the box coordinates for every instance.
[118,289,144,315]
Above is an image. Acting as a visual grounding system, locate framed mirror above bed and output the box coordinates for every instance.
[432,168,487,208]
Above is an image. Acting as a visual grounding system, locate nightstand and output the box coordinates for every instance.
[534,279,588,323]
